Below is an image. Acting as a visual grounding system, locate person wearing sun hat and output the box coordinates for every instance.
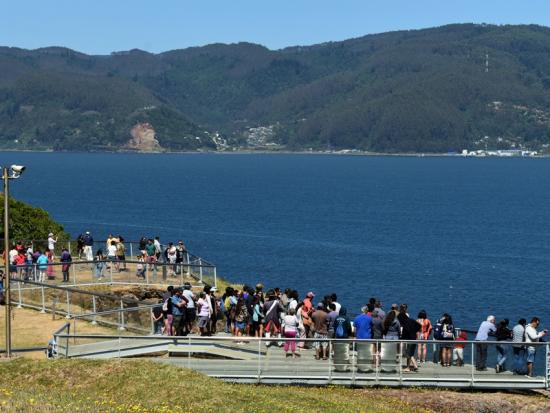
[47,232,57,255]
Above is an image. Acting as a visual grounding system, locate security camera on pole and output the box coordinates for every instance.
[3,164,26,358]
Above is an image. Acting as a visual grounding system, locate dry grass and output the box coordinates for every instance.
[0,306,117,356]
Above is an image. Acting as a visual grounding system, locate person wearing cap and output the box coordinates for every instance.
[475,315,497,371]
[208,286,219,334]
[83,231,94,261]
[303,292,315,312]
[311,302,329,360]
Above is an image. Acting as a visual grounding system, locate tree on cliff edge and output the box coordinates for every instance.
[0,194,69,246]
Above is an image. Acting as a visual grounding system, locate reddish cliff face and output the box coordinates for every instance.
[127,123,161,151]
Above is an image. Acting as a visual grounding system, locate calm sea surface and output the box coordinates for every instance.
[1,152,549,330]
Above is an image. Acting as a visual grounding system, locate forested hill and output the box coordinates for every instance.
[1,24,550,153]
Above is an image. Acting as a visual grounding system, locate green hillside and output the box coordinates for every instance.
[1,24,550,152]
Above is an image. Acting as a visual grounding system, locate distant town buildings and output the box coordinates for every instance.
[460,149,538,157]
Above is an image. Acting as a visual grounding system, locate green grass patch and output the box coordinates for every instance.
[0,359,418,412]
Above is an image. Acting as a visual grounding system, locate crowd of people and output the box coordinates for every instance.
[4,234,74,283]
[2,231,193,283]
[2,233,546,377]
[153,283,548,376]
[76,232,189,280]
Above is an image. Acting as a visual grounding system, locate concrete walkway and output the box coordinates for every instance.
[63,336,547,389]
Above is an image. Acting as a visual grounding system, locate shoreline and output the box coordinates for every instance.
[0,148,548,158]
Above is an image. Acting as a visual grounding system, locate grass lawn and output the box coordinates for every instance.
[0,359,548,413]
[0,359,417,413]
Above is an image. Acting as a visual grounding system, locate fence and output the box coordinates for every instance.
[10,279,158,334]
[4,239,218,287]
[51,334,550,389]
[8,258,217,288]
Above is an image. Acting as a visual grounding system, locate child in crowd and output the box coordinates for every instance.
[136,254,146,279]
[453,330,468,366]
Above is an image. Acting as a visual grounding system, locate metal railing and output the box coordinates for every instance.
[51,334,550,389]
[10,278,158,334]
[4,239,217,286]
[8,258,217,288]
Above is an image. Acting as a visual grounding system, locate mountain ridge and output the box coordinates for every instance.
[1,23,550,152]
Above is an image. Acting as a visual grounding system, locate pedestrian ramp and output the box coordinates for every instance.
[65,337,266,360]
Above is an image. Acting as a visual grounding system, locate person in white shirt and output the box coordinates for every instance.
[525,317,547,377]
[475,315,497,371]
[107,241,117,270]
[47,233,57,254]
[166,242,177,276]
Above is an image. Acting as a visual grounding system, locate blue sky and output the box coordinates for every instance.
[3,0,550,54]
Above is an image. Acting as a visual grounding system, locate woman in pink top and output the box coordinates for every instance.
[46,249,55,279]
[417,310,432,364]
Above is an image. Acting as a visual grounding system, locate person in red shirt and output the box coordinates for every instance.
[453,330,468,366]
[13,251,26,279]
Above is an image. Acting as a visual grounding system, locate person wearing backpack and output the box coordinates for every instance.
[334,307,352,339]
[251,295,264,337]
[434,313,454,367]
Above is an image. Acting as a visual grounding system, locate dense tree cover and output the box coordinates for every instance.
[0,195,69,244]
[1,24,550,152]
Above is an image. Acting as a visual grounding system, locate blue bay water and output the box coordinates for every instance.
[1,152,549,330]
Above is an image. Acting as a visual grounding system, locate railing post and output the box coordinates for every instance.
[118,300,126,331]
[213,267,217,288]
[199,258,203,283]
[40,285,46,314]
[471,341,475,386]
[91,296,98,325]
[71,263,76,285]
[328,338,332,383]
[65,290,71,319]
[398,341,403,384]
[257,337,262,383]
[118,336,121,358]
[109,263,113,284]
[188,336,191,369]
[546,343,550,390]
[65,326,70,358]
[351,339,356,385]
[17,281,22,308]
[375,340,380,383]
[129,243,133,260]
[186,252,190,276]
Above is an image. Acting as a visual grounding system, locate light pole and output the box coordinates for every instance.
[3,165,26,358]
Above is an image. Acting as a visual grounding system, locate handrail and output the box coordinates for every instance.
[52,322,71,336]
[9,259,216,269]
[51,334,550,346]
[3,239,216,267]
[9,278,144,303]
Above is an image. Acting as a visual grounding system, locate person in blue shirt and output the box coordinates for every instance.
[353,306,373,339]
[170,288,188,336]
[36,251,49,283]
